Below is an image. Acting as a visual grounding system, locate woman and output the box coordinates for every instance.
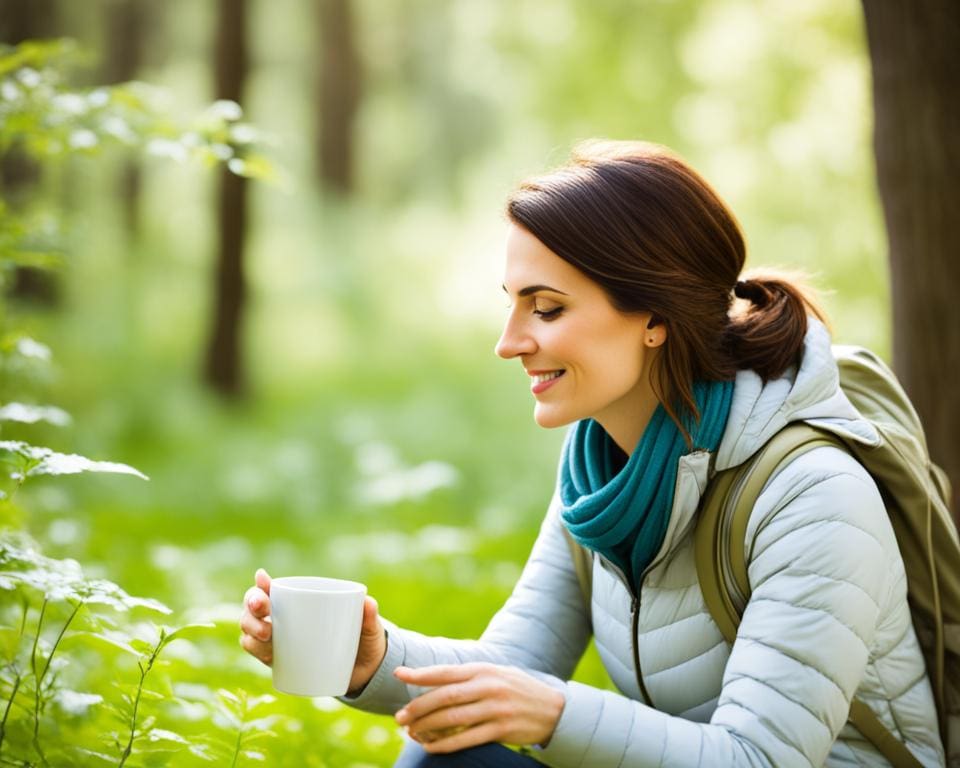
[240,141,945,767]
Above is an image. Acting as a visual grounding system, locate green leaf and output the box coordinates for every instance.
[71,746,118,764]
[0,626,23,659]
[27,450,149,480]
[60,630,140,658]
[137,689,165,702]
[0,442,147,480]
[53,689,103,715]
[148,728,190,744]
[243,716,279,731]
[0,403,71,427]
[100,701,130,721]
[187,743,216,762]
[0,439,50,463]
[129,637,155,654]
[247,693,276,710]
[74,579,171,614]
[160,622,216,647]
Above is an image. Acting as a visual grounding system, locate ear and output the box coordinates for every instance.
[644,315,667,348]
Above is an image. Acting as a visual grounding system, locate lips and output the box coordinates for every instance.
[531,371,563,385]
[528,369,565,394]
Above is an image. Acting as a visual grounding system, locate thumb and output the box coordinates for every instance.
[361,596,381,633]
[255,568,272,595]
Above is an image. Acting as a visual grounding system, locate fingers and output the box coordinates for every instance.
[255,568,271,595]
[399,699,489,737]
[239,609,272,643]
[243,585,271,619]
[239,632,273,665]
[393,662,491,687]
[396,680,479,725]
[414,721,501,755]
[240,570,274,667]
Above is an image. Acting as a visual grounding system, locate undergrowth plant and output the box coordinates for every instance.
[0,38,292,767]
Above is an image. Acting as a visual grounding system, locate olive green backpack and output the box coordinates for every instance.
[564,346,960,768]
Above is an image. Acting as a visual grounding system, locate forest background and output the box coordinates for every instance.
[0,0,933,765]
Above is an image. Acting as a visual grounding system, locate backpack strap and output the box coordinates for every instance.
[695,424,925,768]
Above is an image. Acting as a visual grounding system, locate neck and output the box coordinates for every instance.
[592,349,663,457]
[596,388,661,457]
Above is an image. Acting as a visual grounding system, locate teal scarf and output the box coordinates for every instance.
[559,380,734,589]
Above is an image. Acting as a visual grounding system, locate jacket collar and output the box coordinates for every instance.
[652,319,880,566]
[714,318,879,472]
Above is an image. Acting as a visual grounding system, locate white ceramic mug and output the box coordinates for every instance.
[270,576,367,697]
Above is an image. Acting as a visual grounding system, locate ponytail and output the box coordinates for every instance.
[724,269,830,382]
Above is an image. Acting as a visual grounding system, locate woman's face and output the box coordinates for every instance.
[496,224,664,451]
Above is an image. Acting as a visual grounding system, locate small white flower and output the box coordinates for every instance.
[52,93,88,116]
[101,116,135,143]
[211,142,233,160]
[230,124,258,144]
[2,81,21,102]
[87,88,110,107]
[17,67,42,88]
[209,99,242,121]
[15,338,51,360]
[147,138,188,162]
[68,129,98,149]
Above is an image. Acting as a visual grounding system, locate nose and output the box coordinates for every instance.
[495,313,537,359]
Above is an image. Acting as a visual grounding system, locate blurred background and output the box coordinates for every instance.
[1,0,891,764]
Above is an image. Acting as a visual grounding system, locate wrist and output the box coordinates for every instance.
[347,627,388,696]
[539,685,566,748]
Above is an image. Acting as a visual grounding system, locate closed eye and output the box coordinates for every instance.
[534,307,563,321]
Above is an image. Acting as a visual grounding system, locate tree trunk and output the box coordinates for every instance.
[101,0,148,240]
[0,0,56,194]
[315,0,361,195]
[0,0,59,305]
[204,0,249,396]
[862,0,960,521]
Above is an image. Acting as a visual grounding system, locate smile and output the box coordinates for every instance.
[529,369,565,394]
[532,371,563,384]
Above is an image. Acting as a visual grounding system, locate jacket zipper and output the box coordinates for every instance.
[601,555,655,706]
[630,594,654,706]
[596,452,711,709]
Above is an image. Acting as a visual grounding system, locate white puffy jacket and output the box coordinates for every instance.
[343,320,945,767]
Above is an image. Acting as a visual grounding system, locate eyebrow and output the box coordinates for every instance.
[501,284,569,297]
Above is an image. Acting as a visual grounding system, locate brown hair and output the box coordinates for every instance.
[505,140,827,439]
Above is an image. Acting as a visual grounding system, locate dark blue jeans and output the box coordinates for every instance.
[393,740,543,767]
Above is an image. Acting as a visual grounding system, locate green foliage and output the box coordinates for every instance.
[0,39,276,295]
[0,38,403,768]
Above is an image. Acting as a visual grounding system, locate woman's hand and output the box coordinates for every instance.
[239,568,388,695]
[392,663,565,753]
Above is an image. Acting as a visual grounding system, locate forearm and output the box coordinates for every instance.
[340,617,567,715]
[342,497,592,714]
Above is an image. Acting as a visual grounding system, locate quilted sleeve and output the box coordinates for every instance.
[537,447,906,767]
[340,493,593,715]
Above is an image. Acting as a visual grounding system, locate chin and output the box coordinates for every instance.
[533,405,577,430]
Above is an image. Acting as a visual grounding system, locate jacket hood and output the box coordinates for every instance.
[713,318,880,472]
